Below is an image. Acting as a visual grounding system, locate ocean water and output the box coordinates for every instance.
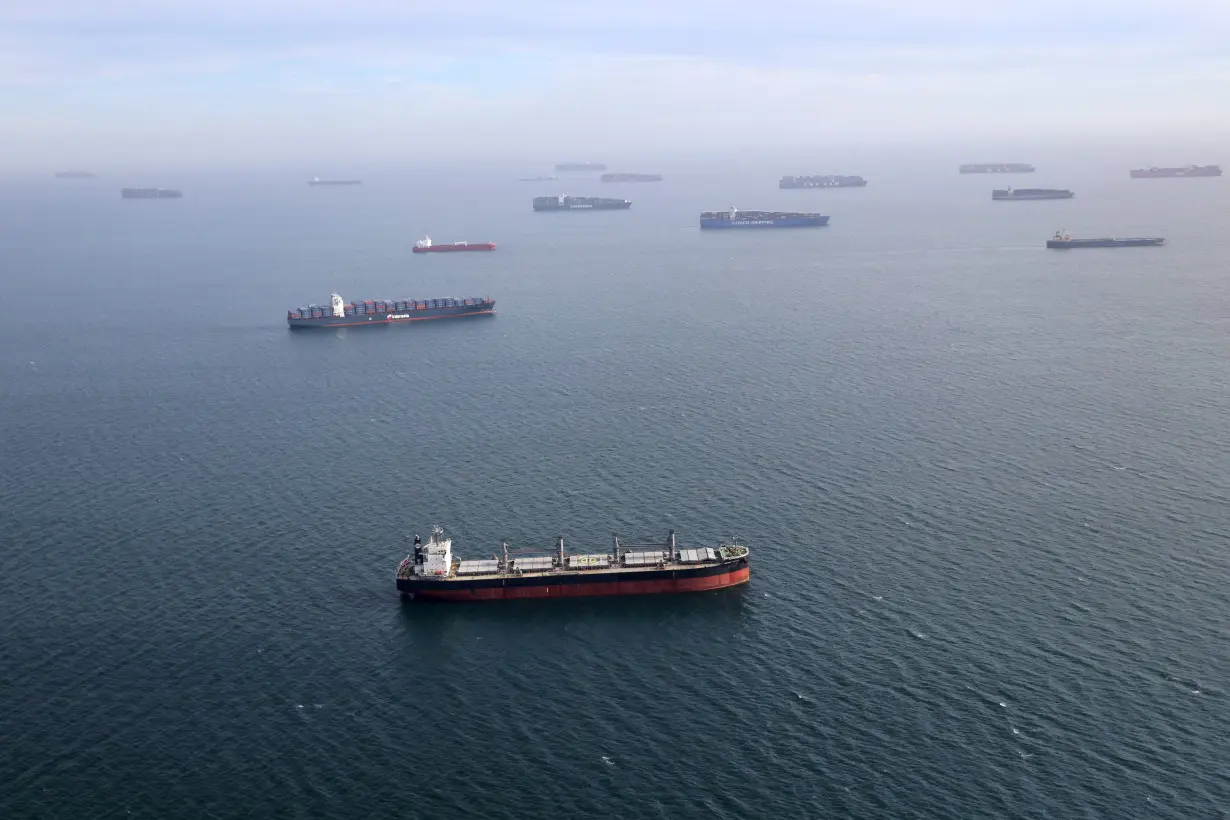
[1,166,1228,819]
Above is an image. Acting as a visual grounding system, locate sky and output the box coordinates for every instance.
[2,0,1229,168]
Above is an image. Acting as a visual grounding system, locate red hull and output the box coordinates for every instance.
[413,243,496,253]
[408,565,750,601]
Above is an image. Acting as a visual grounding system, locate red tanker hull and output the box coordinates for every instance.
[405,565,749,602]
[413,243,496,253]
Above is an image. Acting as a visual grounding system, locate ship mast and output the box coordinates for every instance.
[557,535,565,567]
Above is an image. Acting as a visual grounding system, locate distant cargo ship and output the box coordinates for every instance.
[309,177,361,186]
[700,207,829,229]
[601,173,663,182]
[412,236,495,253]
[1129,165,1221,179]
[992,187,1074,200]
[1046,230,1164,249]
[555,162,607,172]
[121,188,181,199]
[397,526,750,602]
[288,293,495,328]
[960,163,1035,174]
[519,176,557,182]
[55,170,94,179]
[533,195,631,211]
[779,175,867,189]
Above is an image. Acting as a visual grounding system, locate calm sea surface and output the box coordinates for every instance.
[1,165,1228,819]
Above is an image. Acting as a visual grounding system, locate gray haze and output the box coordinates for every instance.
[3,1,1228,169]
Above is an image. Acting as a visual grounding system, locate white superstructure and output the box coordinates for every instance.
[418,526,453,576]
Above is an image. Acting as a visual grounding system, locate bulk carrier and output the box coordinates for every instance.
[288,293,494,328]
[397,526,750,601]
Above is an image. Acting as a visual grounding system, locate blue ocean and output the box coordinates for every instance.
[1,163,1228,818]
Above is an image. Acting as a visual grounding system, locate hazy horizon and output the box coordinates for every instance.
[4,0,1229,169]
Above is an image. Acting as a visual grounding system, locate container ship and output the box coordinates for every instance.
[55,170,94,179]
[700,207,829,229]
[121,188,181,198]
[601,173,663,182]
[397,526,750,602]
[309,177,361,186]
[1047,230,1164,249]
[413,236,495,253]
[1129,165,1221,179]
[555,162,607,172]
[992,187,1074,200]
[533,195,631,211]
[779,174,867,189]
[960,163,1035,174]
[288,293,495,328]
